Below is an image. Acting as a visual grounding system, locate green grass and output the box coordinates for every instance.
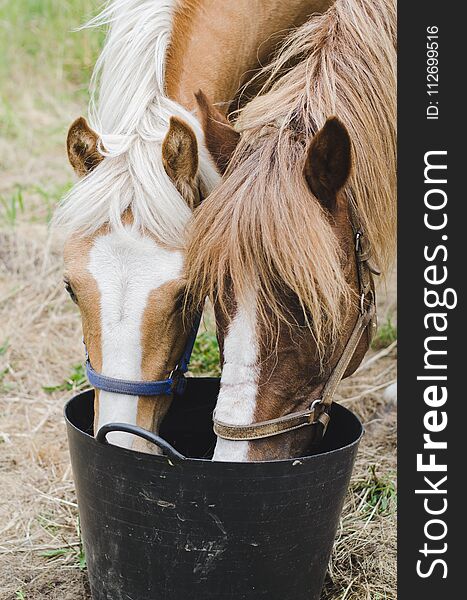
[28,181,74,224]
[0,1,104,232]
[0,1,103,142]
[38,517,86,571]
[371,316,397,350]
[0,93,20,138]
[0,182,74,227]
[43,363,87,393]
[39,545,86,570]
[0,367,10,382]
[0,187,24,225]
[189,331,221,377]
[15,591,26,600]
[0,357,13,392]
[76,517,87,571]
[0,0,103,89]
[0,339,9,355]
[39,547,72,559]
[33,181,73,212]
[353,465,396,518]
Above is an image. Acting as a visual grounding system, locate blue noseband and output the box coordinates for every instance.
[85,314,201,397]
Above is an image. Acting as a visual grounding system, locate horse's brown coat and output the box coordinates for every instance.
[166,0,336,111]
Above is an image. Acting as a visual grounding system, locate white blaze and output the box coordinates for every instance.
[213,291,259,462]
[88,227,183,448]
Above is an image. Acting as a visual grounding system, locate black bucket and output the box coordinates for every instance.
[65,377,362,600]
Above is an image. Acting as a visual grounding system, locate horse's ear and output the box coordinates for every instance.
[162,116,200,207]
[67,117,103,177]
[304,117,352,213]
[195,89,240,174]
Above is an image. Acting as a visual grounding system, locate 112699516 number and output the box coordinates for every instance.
[426,25,439,120]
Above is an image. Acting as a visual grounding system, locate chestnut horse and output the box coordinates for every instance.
[53,0,334,452]
[186,0,396,461]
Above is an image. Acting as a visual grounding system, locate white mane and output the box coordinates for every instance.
[54,0,218,248]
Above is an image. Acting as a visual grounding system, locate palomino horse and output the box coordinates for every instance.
[53,0,334,452]
[186,0,396,461]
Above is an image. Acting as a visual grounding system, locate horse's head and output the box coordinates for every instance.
[60,115,206,453]
[186,93,375,461]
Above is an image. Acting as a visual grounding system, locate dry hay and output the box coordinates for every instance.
[0,218,396,599]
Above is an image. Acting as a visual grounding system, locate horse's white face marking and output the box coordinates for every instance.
[88,227,183,448]
[213,291,258,462]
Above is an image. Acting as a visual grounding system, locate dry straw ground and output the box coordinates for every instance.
[0,2,397,598]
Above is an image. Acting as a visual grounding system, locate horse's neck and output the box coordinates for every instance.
[165,0,335,112]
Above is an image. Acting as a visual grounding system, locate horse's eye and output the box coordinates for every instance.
[64,280,78,304]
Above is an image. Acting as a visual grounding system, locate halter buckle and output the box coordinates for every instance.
[168,364,180,381]
[360,293,366,315]
[355,230,363,252]
[308,398,323,423]
[169,365,187,395]
[310,398,322,411]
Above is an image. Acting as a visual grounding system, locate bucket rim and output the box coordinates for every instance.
[64,384,363,466]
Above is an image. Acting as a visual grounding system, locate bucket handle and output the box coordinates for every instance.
[96,423,186,462]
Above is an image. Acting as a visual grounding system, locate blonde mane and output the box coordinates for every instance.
[186,0,396,346]
[53,0,218,249]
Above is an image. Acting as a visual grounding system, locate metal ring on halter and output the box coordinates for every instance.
[310,398,323,411]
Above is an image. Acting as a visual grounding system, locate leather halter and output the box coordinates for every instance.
[213,206,378,443]
[85,314,201,397]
